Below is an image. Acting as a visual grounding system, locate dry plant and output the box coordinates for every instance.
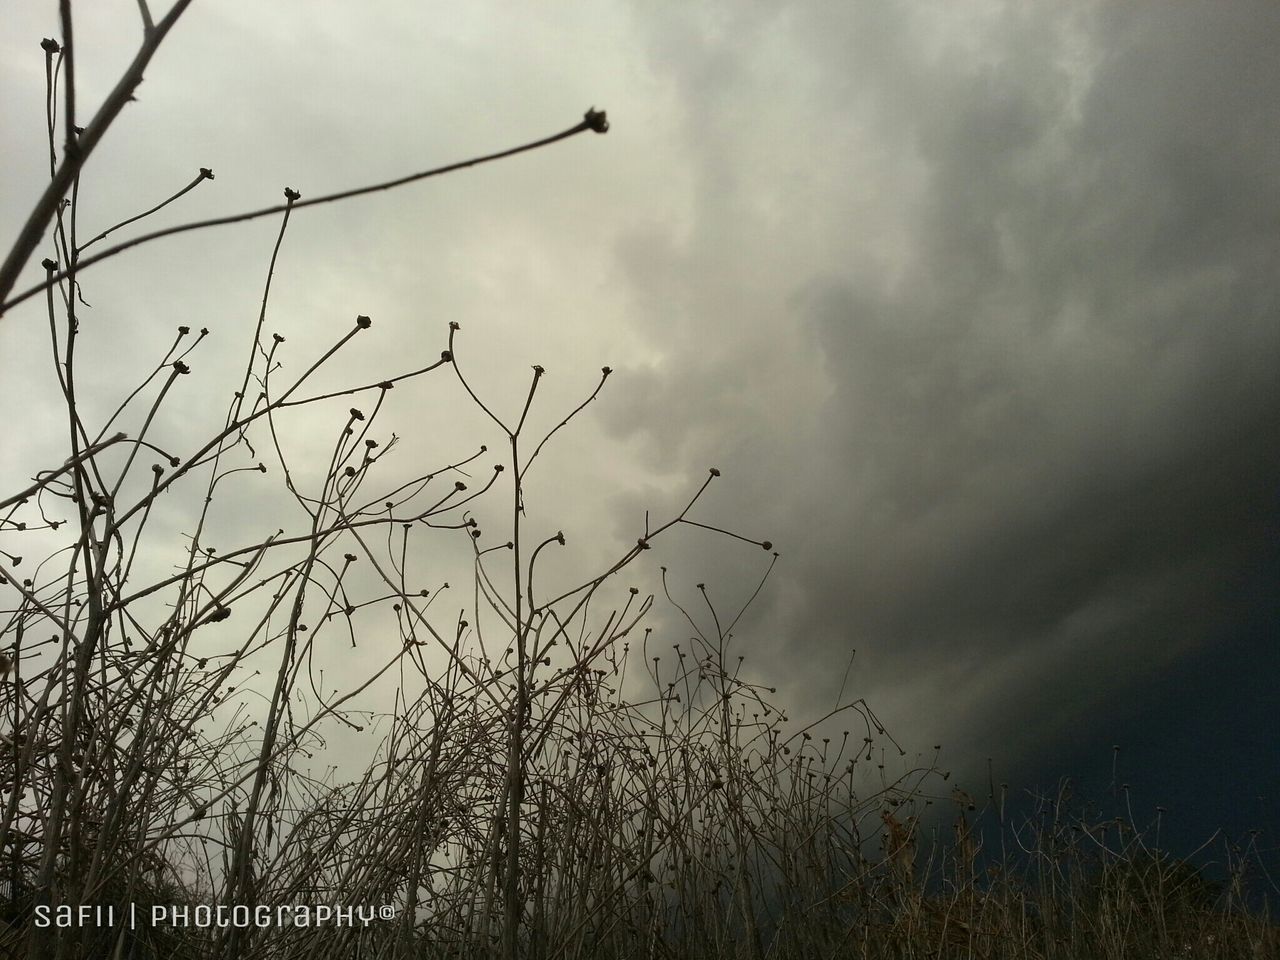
[837,780,1278,960]
[1,5,923,960]
[4,5,1274,960]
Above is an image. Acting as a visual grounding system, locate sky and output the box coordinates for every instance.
[2,1,1277,879]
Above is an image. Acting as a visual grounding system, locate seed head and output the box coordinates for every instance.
[584,107,609,133]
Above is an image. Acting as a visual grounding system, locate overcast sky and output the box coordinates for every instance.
[3,1,1277,870]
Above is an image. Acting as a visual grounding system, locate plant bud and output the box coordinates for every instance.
[584,107,609,133]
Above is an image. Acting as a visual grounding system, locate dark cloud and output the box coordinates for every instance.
[607,0,1280,842]
[4,0,1276,871]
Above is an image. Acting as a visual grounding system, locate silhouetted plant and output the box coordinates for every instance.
[6,6,1272,960]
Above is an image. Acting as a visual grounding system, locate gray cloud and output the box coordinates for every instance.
[3,0,1276,854]
[604,1,1280,796]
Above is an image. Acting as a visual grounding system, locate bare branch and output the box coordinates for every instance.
[3,109,608,317]
[0,0,195,310]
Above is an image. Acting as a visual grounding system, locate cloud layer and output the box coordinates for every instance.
[603,0,1280,829]
[3,1,1276,858]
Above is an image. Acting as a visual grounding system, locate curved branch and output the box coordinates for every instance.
[2,108,609,317]
[0,0,196,309]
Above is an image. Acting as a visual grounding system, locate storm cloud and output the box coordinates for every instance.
[602,0,1280,835]
[3,0,1277,864]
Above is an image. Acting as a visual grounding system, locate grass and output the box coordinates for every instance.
[3,598,1275,960]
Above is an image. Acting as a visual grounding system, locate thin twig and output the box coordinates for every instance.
[2,109,608,317]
